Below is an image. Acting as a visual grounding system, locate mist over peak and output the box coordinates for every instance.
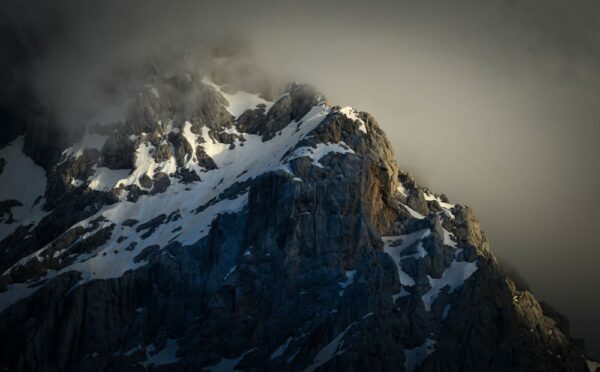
[1,0,599,361]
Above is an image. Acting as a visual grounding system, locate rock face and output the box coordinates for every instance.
[0,59,593,372]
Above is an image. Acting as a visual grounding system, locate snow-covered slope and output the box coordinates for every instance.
[1,78,346,306]
[0,66,591,372]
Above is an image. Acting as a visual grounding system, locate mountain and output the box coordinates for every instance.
[0,56,595,372]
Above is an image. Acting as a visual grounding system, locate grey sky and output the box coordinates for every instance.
[257,1,600,356]
[1,0,599,357]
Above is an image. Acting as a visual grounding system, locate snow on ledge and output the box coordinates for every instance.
[421,258,478,311]
[286,142,356,168]
[139,338,180,368]
[0,101,334,313]
[207,348,257,371]
[424,191,454,210]
[382,229,431,287]
[201,76,274,118]
[304,322,356,372]
[404,338,436,372]
[88,167,131,191]
[340,107,367,134]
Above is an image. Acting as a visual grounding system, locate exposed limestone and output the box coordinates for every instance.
[0,65,591,372]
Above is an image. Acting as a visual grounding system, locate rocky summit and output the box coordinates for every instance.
[0,57,594,372]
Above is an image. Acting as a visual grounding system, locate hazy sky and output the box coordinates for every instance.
[1,0,599,357]
[255,1,600,357]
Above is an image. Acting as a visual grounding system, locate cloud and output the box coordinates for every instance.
[1,0,599,357]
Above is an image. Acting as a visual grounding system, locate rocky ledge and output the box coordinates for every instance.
[0,59,593,371]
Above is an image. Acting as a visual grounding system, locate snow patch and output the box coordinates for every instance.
[338,269,357,296]
[140,338,180,368]
[442,304,452,319]
[304,322,356,372]
[403,204,425,219]
[421,259,478,311]
[424,192,453,210]
[271,337,292,360]
[339,270,357,289]
[207,348,256,371]
[586,358,600,372]
[199,126,231,167]
[181,121,199,157]
[383,229,431,286]
[441,227,457,248]
[397,182,407,196]
[392,288,411,301]
[88,167,131,191]
[404,338,436,372]
[1,100,333,311]
[71,179,85,187]
[340,107,366,134]
[202,77,273,118]
[224,265,237,280]
[286,142,355,168]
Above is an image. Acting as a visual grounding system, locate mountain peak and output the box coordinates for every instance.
[0,56,592,371]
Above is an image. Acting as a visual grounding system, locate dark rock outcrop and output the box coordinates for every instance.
[0,61,592,372]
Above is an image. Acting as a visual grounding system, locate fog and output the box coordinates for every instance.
[1,0,599,357]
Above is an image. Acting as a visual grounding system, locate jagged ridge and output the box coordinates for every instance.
[0,62,592,371]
